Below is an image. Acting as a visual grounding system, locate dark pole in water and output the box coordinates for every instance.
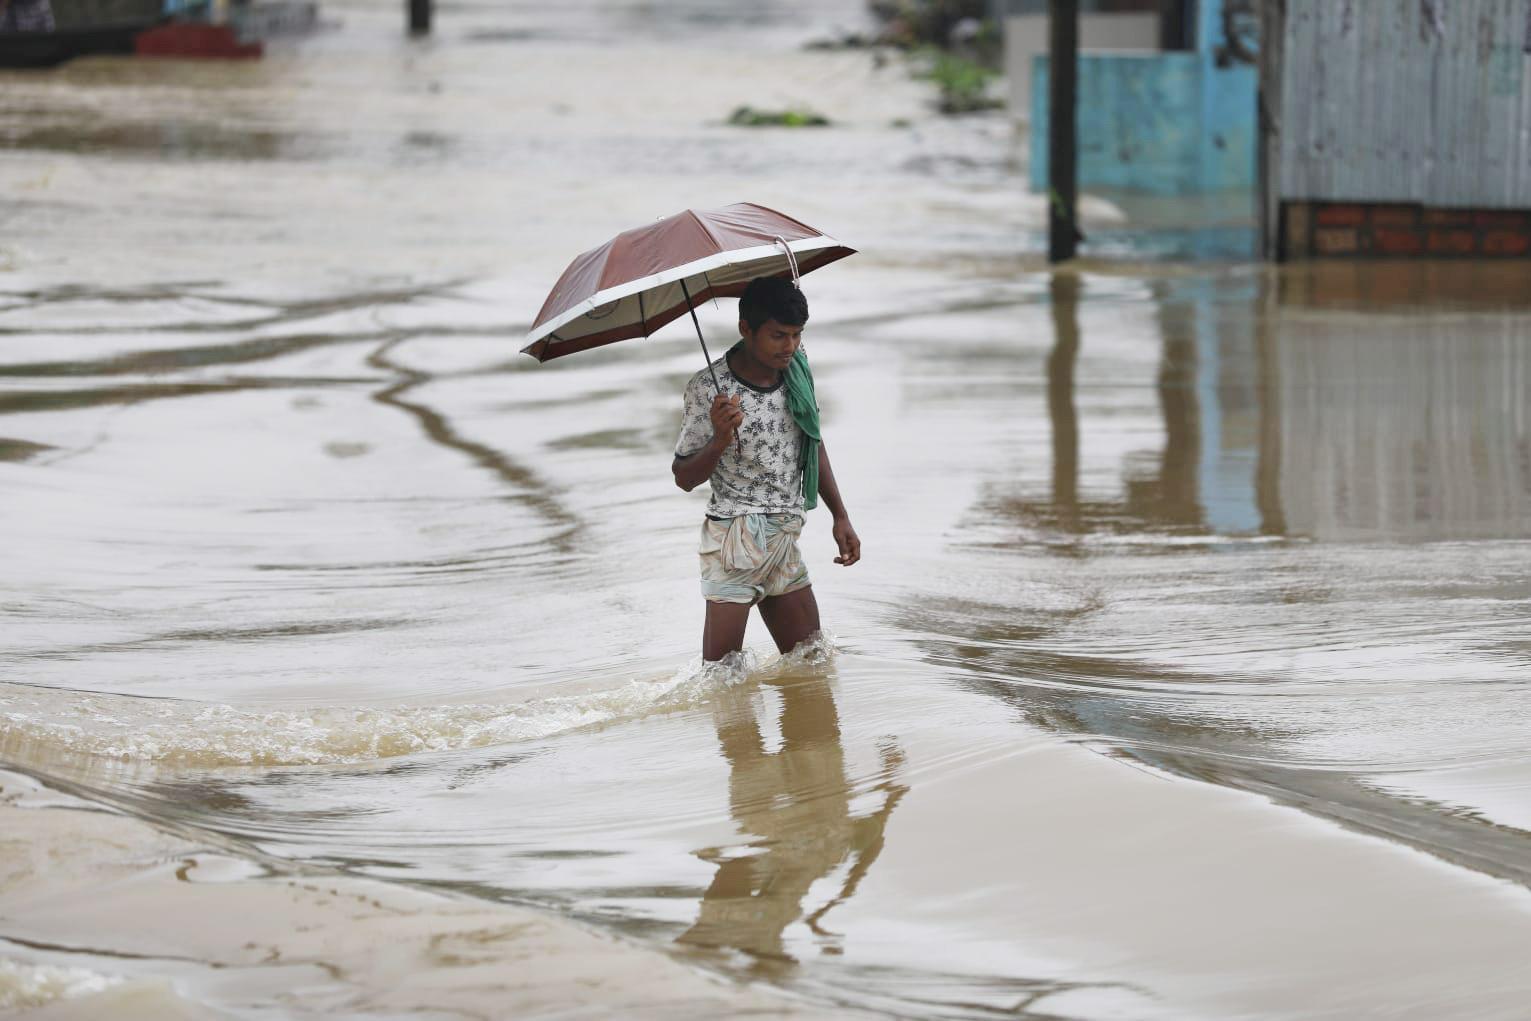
[1047,0,1079,263]
[1257,0,1286,260]
[408,0,431,35]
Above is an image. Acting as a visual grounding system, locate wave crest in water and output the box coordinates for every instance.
[0,634,836,769]
[0,960,124,1012]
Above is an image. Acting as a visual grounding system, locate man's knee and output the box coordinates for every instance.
[762,583,817,614]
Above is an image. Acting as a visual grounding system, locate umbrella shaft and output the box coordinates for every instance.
[679,278,741,455]
[680,279,722,393]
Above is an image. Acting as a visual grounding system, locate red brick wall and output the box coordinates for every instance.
[134,24,263,59]
[1282,202,1531,260]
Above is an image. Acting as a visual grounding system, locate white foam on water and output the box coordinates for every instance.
[0,959,124,1012]
[0,633,835,769]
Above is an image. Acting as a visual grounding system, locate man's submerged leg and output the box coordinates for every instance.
[703,600,752,662]
[758,585,822,655]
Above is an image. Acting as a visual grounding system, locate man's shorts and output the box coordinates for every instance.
[698,513,811,605]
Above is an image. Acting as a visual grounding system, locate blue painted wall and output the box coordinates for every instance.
[1029,0,1257,196]
[1193,0,1258,195]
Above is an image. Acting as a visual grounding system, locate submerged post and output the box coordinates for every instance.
[1047,0,1079,262]
[1257,0,1285,260]
[408,0,430,35]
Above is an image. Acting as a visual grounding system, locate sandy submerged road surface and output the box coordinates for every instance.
[6,0,1531,1019]
[1,770,852,1019]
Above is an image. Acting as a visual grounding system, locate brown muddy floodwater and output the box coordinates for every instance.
[4,2,1531,1018]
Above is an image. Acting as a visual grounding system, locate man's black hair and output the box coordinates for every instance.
[738,276,809,331]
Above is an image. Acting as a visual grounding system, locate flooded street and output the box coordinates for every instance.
[5,2,1531,1018]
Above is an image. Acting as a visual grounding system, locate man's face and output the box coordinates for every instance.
[739,318,803,370]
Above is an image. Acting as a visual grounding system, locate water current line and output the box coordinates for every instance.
[363,329,582,548]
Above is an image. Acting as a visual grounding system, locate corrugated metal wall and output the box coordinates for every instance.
[1279,0,1531,207]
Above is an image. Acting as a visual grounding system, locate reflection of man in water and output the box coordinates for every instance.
[0,0,56,32]
[679,677,905,972]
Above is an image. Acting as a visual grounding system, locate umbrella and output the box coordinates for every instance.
[522,202,854,395]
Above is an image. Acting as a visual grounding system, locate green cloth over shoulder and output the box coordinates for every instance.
[784,349,820,511]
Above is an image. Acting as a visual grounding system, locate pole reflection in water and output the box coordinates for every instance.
[1046,272,1081,530]
[1254,273,1287,535]
[1033,273,1214,534]
[1144,282,1202,527]
[679,676,906,974]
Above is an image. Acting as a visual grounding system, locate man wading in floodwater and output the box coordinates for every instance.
[672,277,860,662]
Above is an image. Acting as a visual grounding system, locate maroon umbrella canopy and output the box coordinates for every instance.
[523,202,854,362]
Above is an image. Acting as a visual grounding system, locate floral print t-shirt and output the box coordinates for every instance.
[674,350,805,519]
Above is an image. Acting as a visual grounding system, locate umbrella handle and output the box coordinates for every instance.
[680,278,743,456]
[772,236,802,288]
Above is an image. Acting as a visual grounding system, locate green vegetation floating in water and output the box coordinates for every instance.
[913,48,1003,115]
[727,106,831,128]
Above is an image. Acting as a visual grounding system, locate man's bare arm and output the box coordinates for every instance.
[673,437,727,491]
[817,442,861,566]
[673,393,742,491]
